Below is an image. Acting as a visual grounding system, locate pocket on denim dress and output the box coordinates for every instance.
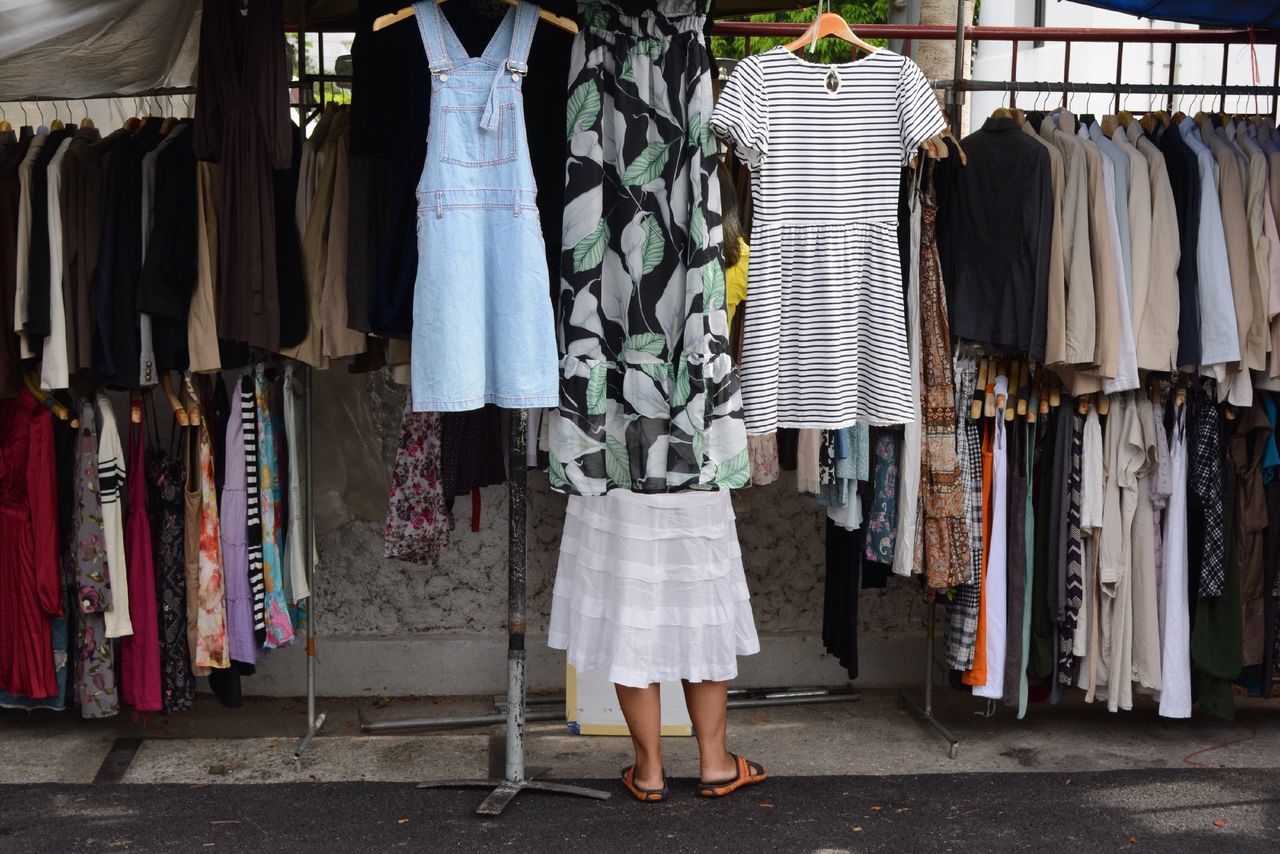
[439,103,517,168]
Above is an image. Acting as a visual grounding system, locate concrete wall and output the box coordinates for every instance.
[249,372,930,698]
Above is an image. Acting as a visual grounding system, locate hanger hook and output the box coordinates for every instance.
[81,98,89,120]
[36,100,44,124]
[20,101,28,124]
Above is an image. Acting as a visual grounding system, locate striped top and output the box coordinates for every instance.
[711,47,946,433]
[712,47,945,226]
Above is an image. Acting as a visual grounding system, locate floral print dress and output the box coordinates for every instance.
[73,403,118,718]
[385,401,451,565]
[546,0,748,496]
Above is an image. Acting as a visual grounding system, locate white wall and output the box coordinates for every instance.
[972,1,1279,125]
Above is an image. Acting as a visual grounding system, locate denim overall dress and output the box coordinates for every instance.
[410,0,558,412]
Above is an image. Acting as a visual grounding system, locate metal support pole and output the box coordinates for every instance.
[417,411,610,816]
[294,365,326,767]
[1169,42,1178,113]
[897,601,959,759]
[1221,43,1230,114]
[1010,41,1019,110]
[1062,40,1072,108]
[1115,41,1124,115]
[948,0,966,133]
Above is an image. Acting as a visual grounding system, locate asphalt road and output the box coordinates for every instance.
[3,770,1279,853]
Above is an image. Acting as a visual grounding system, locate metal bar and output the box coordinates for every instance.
[362,708,565,733]
[1169,43,1178,113]
[1273,51,1279,120]
[938,79,1280,96]
[1010,41,1019,110]
[14,86,197,102]
[1063,41,1072,108]
[1115,41,1124,115]
[1221,44,1230,113]
[726,693,861,710]
[896,602,959,759]
[293,365,325,767]
[504,409,529,785]
[710,22,1280,45]
[950,0,966,133]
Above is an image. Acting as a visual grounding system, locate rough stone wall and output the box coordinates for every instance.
[311,372,925,663]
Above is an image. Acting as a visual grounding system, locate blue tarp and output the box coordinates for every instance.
[1069,1,1280,28]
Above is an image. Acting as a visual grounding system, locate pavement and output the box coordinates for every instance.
[2,688,1278,851]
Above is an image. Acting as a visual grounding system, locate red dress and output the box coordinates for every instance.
[0,391,62,699]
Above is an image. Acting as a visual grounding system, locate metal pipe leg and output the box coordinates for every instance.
[897,601,959,759]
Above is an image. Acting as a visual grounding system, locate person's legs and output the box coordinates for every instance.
[682,679,738,783]
[615,683,664,789]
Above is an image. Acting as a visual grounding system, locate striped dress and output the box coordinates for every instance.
[711,47,946,434]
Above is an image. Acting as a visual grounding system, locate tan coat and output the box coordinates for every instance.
[1201,117,1259,370]
[188,161,222,374]
[1041,115,1097,371]
[1129,123,1181,371]
[1024,121,1067,367]
[1073,120,1121,381]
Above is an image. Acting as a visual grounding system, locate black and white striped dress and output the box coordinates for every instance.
[711,47,946,434]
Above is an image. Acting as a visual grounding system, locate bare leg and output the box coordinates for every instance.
[615,683,664,789]
[682,679,738,783]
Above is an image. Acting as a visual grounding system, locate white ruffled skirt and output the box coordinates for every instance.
[548,489,760,689]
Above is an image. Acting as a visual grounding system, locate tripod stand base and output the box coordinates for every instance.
[417,776,612,816]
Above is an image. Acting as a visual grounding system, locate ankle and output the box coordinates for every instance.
[633,753,664,784]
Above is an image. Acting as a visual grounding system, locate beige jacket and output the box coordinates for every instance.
[1202,117,1259,370]
[1073,119,1121,380]
[1111,125,1152,373]
[1238,128,1273,365]
[188,161,222,374]
[1129,122,1181,371]
[1041,115,1097,371]
[283,110,367,367]
[1024,121,1067,367]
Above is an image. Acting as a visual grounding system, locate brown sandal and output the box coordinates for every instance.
[697,753,767,798]
[621,765,668,803]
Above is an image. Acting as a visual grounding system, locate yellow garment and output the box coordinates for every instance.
[725,239,749,327]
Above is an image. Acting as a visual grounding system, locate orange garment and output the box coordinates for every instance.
[963,414,995,687]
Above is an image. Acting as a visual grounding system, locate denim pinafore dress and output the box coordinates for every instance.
[410,0,558,412]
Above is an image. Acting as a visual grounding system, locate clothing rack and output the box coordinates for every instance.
[711,11,1280,759]
[2,82,328,765]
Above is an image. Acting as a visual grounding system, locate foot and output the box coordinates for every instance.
[697,753,767,798]
[698,750,739,786]
[631,758,665,791]
[621,763,667,803]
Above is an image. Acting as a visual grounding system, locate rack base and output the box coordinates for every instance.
[417,774,611,817]
[897,601,960,760]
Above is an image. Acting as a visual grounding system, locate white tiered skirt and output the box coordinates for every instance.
[548,489,760,689]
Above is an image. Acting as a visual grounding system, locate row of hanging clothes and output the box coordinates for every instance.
[0,365,311,717]
[811,101,1280,721]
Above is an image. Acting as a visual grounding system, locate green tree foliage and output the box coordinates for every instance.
[711,1,890,63]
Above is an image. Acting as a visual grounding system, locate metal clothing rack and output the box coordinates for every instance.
[711,11,1280,758]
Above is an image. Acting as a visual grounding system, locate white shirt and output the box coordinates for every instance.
[1157,408,1192,718]
[1180,118,1241,368]
[39,137,74,390]
[98,395,133,639]
[975,376,1010,701]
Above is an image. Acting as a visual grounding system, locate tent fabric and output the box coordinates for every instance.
[0,0,201,100]
[1069,0,1280,28]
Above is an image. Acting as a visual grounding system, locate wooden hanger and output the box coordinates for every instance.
[1096,394,1110,416]
[23,372,69,421]
[784,2,879,57]
[374,0,578,35]
[182,373,202,427]
[160,372,189,427]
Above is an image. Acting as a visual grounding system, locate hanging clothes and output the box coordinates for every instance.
[146,418,194,714]
[549,0,747,495]
[409,0,556,412]
[256,366,292,649]
[119,404,161,712]
[0,390,61,700]
[384,401,450,565]
[72,400,118,718]
[192,0,292,353]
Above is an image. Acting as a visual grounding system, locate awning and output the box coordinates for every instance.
[1067,1,1280,28]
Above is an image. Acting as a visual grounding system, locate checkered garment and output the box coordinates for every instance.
[945,360,984,671]
[1191,386,1226,598]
